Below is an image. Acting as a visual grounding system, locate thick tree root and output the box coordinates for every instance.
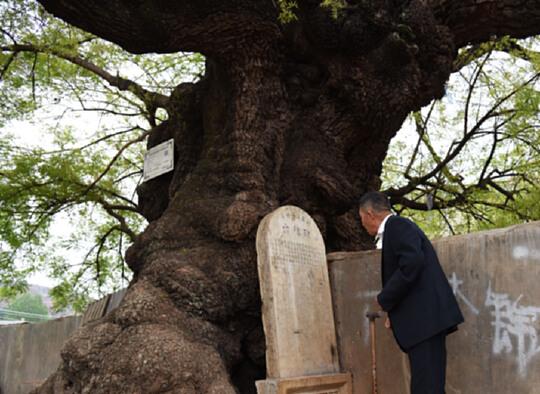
[33,280,242,394]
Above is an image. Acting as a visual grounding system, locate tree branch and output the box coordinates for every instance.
[463,51,491,137]
[36,0,280,56]
[386,72,540,198]
[97,202,137,242]
[454,38,540,72]
[0,43,169,109]
[0,51,18,81]
[436,209,456,235]
[434,0,540,48]
[82,129,152,196]
[404,104,436,179]
[94,226,119,285]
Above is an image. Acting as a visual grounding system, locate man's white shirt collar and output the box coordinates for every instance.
[375,213,393,249]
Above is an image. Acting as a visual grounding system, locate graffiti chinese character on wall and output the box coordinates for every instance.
[485,282,540,377]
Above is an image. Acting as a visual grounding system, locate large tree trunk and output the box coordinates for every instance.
[33,0,540,393]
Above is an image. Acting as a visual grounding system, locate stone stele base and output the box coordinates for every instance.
[256,373,352,394]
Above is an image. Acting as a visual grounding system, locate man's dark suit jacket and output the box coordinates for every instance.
[376,215,464,351]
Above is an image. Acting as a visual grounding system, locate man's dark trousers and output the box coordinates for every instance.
[407,332,447,394]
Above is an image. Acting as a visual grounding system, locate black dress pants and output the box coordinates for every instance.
[407,332,447,394]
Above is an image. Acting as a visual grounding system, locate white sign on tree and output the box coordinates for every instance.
[143,138,174,182]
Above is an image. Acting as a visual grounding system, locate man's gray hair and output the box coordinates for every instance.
[359,191,391,212]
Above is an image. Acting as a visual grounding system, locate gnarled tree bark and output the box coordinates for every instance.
[33,0,540,393]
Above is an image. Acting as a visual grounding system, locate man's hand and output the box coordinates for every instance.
[374,296,390,328]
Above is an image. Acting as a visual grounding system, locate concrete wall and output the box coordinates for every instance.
[328,221,540,394]
[0,289,126,394]
[0,316,81,394]
[2,221,539,393]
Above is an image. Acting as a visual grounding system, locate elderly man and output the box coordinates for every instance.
[358,191,464,394]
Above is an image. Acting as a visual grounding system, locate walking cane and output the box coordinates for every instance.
[366,311,381,394]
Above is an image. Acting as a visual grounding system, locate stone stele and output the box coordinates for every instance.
[255,373,352,394]
[256,206,349,392]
